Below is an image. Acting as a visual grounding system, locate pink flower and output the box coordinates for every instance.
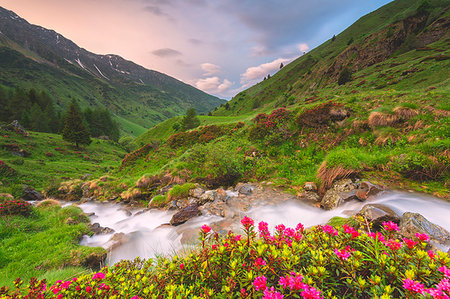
[296,223,304,232]
[428,250,435,259]
[416,233,430,242]
[131,296,141,299]
[263,286,284,299]
[439,266,450,278]
[235,235,242,242]
[212,244,218,250]
[386,239,402,251]
[241,216,254,229]
[254,258,266,268]
[403,279,425,294]
[382,221,399,232]
[275,224,286,232]
[403,238,418,249]
[322,225,338,236]
[279,272,305,291]
[86,286,92,293]
[367,232,385,243]
[254,275,267,291]
[76,286,81,291]
[180,263,184,270]
[201,224,211,234]
[301,285,323,299]
[334,248,351,260]
[93,272,105,280]
[342,224,359,239]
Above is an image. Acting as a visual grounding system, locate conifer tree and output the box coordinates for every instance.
[181,108,200,131]
[62,101,91,148]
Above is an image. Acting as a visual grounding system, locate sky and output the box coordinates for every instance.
[0,0,392,99]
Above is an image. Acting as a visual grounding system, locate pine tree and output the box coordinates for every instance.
[181,108,200,131]
[30,103,48,132]
[62,101,91,148]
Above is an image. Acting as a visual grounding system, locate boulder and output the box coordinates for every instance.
[89,223,115,235]
[321,179,356,210]
[357,204,400,230]
[298,191,321,202]
[22,185,44,201]
[303,182,317,192]
[106,232,128,250]
[9,120,28,136]
[355,181,384,201]
[237,183,253,195]
[170,204,201,226]
[215,188,227,201]
[189,187,205,198]
[399,212,450,246]
[197,191,216,205]
[200,201,228,217]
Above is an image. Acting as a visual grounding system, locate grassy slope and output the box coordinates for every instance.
[0,129,127,195]
[0,204,105,288]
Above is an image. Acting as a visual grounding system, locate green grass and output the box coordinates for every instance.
[168,183,196,199]
[0,204,105,287]
[0,130,127,195]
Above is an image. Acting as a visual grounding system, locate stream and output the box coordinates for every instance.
[73,191,450,265]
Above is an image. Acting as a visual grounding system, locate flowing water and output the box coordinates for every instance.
[75,191,450,265]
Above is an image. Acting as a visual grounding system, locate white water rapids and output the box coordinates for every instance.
[73,191,450,265]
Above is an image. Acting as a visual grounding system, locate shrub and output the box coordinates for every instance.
[120,144,153,169]
[248,108,293,144]
[296,101,346,129]
[0,160,16,177]
[168,183,196,200]
[392,153,447,181]
[5,218,449,298]
[338,68,352,85]
[0,199,33,217]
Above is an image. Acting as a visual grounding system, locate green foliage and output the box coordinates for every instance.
[62,101,91,148]
[0,199,33,217]
[392,152,447,181]
[180,108,200,131]
[118,136,138,153]
[417,0,431,14]
[325,148,364,170]
[168,183,195,199]
[150,195,167,207]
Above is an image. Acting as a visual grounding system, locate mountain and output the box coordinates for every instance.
[213,0,449,116]
[0,6,225,135]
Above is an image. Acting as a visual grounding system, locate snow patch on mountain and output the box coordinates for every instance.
[94,64,110,80]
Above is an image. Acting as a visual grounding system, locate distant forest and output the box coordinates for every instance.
[0,86,120,141]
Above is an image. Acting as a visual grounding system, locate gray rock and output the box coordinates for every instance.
[80,173,93,180]
[303,182,317,192]
[399,212,450,246]
[298,191,320,202]
[356,182,384,201]
[89,223,115,234]
[22,185,44,201]
[200,201,228,217]
[170,204,201,226]
[237,184,253,195]
[321,179,356,210]
[198,191,216,205]
[357,204,400,230]
[189,188,205,198]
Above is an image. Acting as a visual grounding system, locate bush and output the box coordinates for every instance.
[0,160,16,177]
[338,68,352,85]
[392,153,447,181]
[168,183,196,200]
[296,101,346,129]
[5,218,449,298]
[0,199,33,217]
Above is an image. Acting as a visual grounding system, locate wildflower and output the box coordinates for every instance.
[241,216,254,229]
[131,296,141,299]
[301,285,323,299]
[322,225,338,236]
[403,238,418,249]
[428,250,435,259]
[212,244,218,250]
[334,248,351,260]
[296,223,304,232]
[275,224,286,232]
[201,224,211,234]
[382,221,399,232]
[416,233,430,242]
[403,279,425,294]
[86,286,92,293]
[439,266,450,278]
[367,232,385,243]
[235,235,242,242]
[254,275,267,291]
[92,272,105,280]
[342,224,359,238]
[263,286,284,299]
[259,221,269,233]
[180,263,184,270]
[255,258,266,268]
[386,239,402,251]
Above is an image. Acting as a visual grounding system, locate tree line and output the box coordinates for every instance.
[0,86,120,141]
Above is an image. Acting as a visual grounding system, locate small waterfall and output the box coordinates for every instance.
[76,191,450,265]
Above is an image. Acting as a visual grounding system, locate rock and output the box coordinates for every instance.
[106,232,128,249]
[355,181,384,201]
[357,204,400,230]
[80,173,93,180]
[168,200,178,210]
[170,204,201,226]
[9,120,28,136]
[399,212,450,246]
[200,201,228,217]
[237,183,253,195]
[321,179,356,210]
[189,188,205,198]
[89,223,115,234]
[198,191,216,205]
[22,185,44,201]
[298,191,320,202]
[215,188,227,201]
[82,251,107,269]
[303,182,317,192]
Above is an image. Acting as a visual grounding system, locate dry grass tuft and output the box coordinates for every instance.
[393,107,418,120]
[317,161,358,193]
[36,199,61,208]
[368,112,397,128]
[135,175,153,188]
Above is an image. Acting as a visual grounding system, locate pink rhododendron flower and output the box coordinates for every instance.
[342,224,359,239]
[263,286,284,299]
[254,258,266,268]
[235,235,242,241]
[275,224,286,232]
[201,224,211,233]
[382,221,399,232]
[367,232,385,243]
[253,275,267,291]
[296,223,304,232]
[258,221,269,232]
[386,239,402,251]
[211,244,218,250]
[403,238,418,249]
[416,233,430,242]
[439,266,450,278]
[301,285,323,299]
[180,263,184,270]
[403,279,425,294]
[92,272,105,280]
[428,250,435,259]
[86,286,92,293]
[322,225,338,236]
[131,296,141,299]
[241,216,254,229]
[279,272,305,291]
[334,248,351,260]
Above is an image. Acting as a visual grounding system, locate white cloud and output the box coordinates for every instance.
[201,63,221,76]
[298,43,310,52]
[240,57,291,84]
[195,76,233,94]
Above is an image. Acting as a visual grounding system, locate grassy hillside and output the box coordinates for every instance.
[0,129,126,196]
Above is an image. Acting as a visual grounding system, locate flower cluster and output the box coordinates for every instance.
[0,159,17,177]
[120,144,153,169]
[2,217,448,298]
[0,199,33,216]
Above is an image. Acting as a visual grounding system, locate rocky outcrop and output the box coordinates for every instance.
[303,182,317,192]
[357,204,400,230]
[399,212,450,246]
[236,183,253,195]
[170,204,201,226]
[89,223,114,234]
[321,179,357,210]
[355,182,384,201]
[22,185,44,201]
